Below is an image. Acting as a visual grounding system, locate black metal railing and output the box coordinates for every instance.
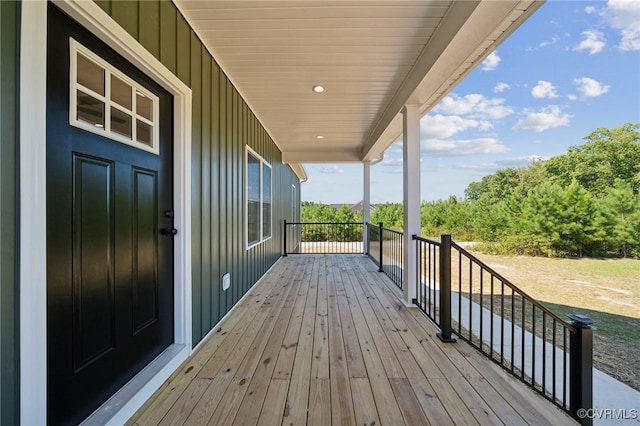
[413,235,441,324]
[413,234,594,424]
[283,220,364,254]
[366,222,403,290]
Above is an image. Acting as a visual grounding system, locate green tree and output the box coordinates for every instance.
[521,180,603,256]
[371,203,403,230]
[597,179,640,257]
[544,122,640,195]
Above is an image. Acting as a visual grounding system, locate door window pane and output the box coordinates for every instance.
[77,90,104,128]
[136,120,152,146]
[111,107,132,139]
[77,53,105,96]
[111,75,132,110]
[136,92,153,121]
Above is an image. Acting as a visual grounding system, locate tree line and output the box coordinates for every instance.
[302,123,640,258]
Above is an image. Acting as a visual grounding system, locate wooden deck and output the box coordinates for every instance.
[127,255,575,425]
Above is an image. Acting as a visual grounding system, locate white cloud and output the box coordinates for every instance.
[573,77,611,97]
[574,30,606,54]
[420,114,492,139]
[585,6,596,14]
[494,82,511,93]
[450,156,548,172]
[513,105,572,132]
[434,94,514,120]
[319,165,344,174]
[481,51,501,71]
[568,94,578,101]
[602,0,640,51]
[527,34,563,51]
[421,138,510,156]
[531,80,560,99]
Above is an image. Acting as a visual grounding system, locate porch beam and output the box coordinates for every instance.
[402,104,420,306]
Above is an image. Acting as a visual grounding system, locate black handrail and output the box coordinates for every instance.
[283,221,364,254]
[413,234,594,423]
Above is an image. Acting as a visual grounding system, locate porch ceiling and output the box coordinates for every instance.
[174,0,542,166]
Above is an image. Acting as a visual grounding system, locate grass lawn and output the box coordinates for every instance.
[467,252,640,391]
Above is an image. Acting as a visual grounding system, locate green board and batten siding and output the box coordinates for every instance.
[1,1,20,425]
[95,0,301,346]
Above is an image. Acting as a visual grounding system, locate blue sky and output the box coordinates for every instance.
[302,0,640,204]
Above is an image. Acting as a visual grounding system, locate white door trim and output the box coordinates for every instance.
[19,1,193,424]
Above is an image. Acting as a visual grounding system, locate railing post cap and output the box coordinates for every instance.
[568,313,595,328]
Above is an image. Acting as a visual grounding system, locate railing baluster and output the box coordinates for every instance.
[511,290,515,373]
[532,305,536,386]
[480,268,484,351]
[542,311,547,396]
[458,250,462,336]
[490,275,494,360]
[552,318,557,402]
[521,297,526,380]
[500,280,504,366]
[468,258,473,345]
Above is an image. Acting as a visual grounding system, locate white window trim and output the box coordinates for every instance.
[245,146,272,250]
[20,1,192,425]
[70,39,160,155]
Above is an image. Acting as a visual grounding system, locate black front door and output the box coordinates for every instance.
[46,6,174,425]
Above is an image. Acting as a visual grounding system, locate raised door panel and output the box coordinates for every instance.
[72,155,116,371]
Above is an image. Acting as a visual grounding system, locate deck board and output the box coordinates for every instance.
[127,254,576,426]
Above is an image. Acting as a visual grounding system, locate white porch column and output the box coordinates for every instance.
[363,162,371,254]
[402,104,421,305]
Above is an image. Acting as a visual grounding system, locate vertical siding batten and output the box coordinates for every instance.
[111,0,138,39]
[225,79,233,311]
[233,88,241,304]
[1,1,20,423]
[218,73,228,319]
[210,62,220,327]
[159,0,176,75]
[200,47,212,335]
[138,1,160,59]
[189,31,202,345]
[175,16,191,86]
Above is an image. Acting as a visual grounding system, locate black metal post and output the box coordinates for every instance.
[365,222,369,255]
[283,219,288,256]
[569,314,594,425]
[437,234,456,342]
[378,222,384,272]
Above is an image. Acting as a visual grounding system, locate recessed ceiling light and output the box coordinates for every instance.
[316,135,325,139]
[312,85,325,93]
